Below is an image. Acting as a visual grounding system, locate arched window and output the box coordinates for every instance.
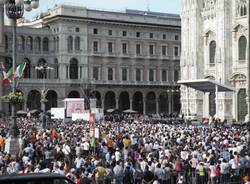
[37,59,47,79]
[53,37,56,51]
[4,57,12,71]
[34,37,41,52]
[17,36,25,51]
[43,37,49,52]
[240,5,247,16]
[56,37,59,51]
[4,35,8,51]
[108,68,113,80]
[75,36,80,51]
[209,40,216,64]
[239,36,247,60]
[27,36,33,51]
[69,58,78,79]
[54,59,59,79]
[23,58,31,78]
[67,36,73,52]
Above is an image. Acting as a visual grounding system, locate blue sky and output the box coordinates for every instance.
[24,0,180,18]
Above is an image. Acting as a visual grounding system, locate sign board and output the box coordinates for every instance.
[94,127,100,139]
[90,98,97,109]
[64,98,85,117]
[51,108,65,119]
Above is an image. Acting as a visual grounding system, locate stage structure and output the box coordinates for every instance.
[178,79,235,120]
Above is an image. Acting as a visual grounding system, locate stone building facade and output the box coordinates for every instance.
[0,4,181,115]
[180,0,248,121]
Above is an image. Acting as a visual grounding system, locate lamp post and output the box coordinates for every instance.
[1,0,39,155]
[35,63,53,128]
[247,0,250,128]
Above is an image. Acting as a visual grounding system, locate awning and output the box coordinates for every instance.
[178,79,235,92]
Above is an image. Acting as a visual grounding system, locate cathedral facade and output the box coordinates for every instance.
[180,0,248,121]
[0,3,181,115]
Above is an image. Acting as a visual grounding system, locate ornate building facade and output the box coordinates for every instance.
[0,4,181,115]
[181,0,248,121]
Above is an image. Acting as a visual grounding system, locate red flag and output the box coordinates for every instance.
[89,113,94,137]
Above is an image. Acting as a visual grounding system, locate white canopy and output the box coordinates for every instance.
[177,79,235,92]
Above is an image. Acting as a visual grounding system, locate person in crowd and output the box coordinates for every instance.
[0,115,248,184]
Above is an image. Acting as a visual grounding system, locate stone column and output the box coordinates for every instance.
[67,65,70,79]
[130,99,133,109]
[233,90,238,121]
[33,66,36,79]
[78,66,81,79]
[102,98,105,109]
[115,98,119,110]
[143,98,146,114]
[156,98,159,114]
[101,64,105,80]
[130,65,134,81]
[168,91,172,114]
[23,95,27,111]
[156,67,160,81]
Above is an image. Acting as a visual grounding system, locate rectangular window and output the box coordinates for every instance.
[136,32,140,38]
[93,67,99,80]
[122,68,127,81]
[122,43,127,54]
[174,70,179,82]
[136,69,141,81]
[174,46,179,56]
[93,41,98,53]
[108,30,112,36]
[108,42,113,53]
[162,70,167,81]
[93,28,98,34]
[150,33,153,38]
[122,31,127,36]
[163,34,166,40]
[149,69,154,81]
[108,68,113,80]
[149,45,154,55]
[162,45,167,56]
[175,35,179,40]
[136,44,141,55]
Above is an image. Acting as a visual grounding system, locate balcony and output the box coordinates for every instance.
[18,78,180,88]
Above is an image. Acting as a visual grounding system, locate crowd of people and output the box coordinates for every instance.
[0,115,249,184]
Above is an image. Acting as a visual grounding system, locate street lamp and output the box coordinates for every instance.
[35,64,53,128]
[1,0,39,155]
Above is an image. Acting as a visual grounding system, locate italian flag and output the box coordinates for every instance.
[7,67,14,80]
[0,64,10,87]
[15,63,26,78]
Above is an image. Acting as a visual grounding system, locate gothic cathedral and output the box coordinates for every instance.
[180,0,248,121]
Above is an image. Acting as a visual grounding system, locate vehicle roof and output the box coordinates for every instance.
[0,173,67,181]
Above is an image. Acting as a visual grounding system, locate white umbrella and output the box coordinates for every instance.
[17,110,27,115]
[106,109,116,113]
[122,109,138,114]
